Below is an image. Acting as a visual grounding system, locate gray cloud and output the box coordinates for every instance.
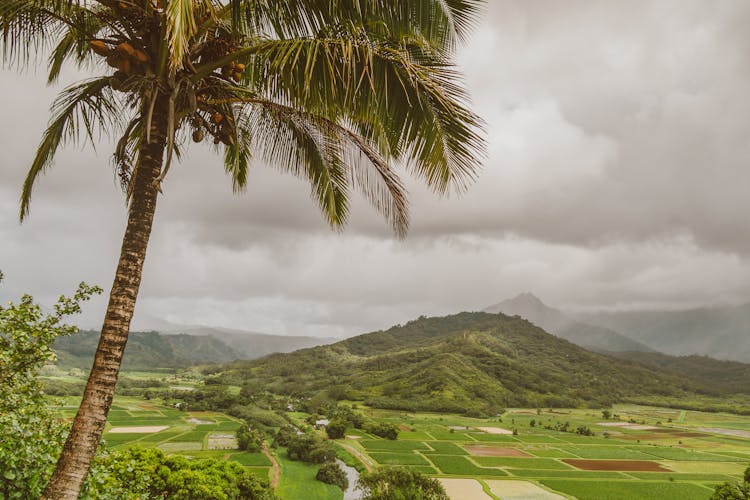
[2,0,750,337]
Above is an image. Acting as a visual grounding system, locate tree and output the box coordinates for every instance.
[84,447,276,499]
[602,410,611,420]
[0,284,101,499]
[1,1,485,496]
[316,462,348,491]
[711,466,750,500]
[325,418,347,440]
[357,468,449,500]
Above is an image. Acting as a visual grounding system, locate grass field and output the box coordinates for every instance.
[58,390,750,499]
[340,404,750,499]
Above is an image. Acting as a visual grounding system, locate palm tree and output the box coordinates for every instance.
[1,0,485,497]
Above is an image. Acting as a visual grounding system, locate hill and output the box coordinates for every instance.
[485,293,654,353]
[53,327,336,370]
[605,350,750,395]
[217,312,713,416]
[580,303,750,362]
[162,325,337,360]
[54,331,242,370]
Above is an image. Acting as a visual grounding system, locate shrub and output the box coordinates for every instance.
[316,462,349,491]
[357,468,448,500]
[325,419,347,439]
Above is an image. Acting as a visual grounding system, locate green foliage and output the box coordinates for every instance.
[711,466,750,500]
[83,447,276,500]
[219,312,712,415]
[54,330,240,370]
[356,467,449,500]
[0,283,100,499]
[286,435,336,464]
[236,423,262,452]
[325,418,347,439]
[315,462,349,491]
[365,422,399,440]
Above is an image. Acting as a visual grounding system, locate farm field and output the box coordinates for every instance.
[53,395,274,484]
[340,404,750,500]
[53,394,750,499]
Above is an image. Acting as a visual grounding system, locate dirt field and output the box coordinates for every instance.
[563,459,671,471]
[108,425,169,433]
[438,478,492,500]
[208,434,238,450]
[465,445,532,457]
[486,480,567,500]
[475,426,513,435]
[597,422,658,430]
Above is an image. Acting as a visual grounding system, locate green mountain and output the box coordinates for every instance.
[54,327,336,370]
[485,293,654,353]
[580,303,750,362]
[162,326,337,360]
[218,312,715,415]
[605,350,750,395]
[54,331,241,369]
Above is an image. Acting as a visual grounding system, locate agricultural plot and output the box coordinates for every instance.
[70,396,273,484]
[348,404,750,500]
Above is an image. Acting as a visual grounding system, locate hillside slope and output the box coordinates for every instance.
[485,293,654,353]
[54,331,243,369]
[605,350,750,394]
[219,312,703,415]
[164,326,336,359]
[580,303,750,362]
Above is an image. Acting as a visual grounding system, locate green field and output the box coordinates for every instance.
[339,404,750,499]
[60,393,750,500]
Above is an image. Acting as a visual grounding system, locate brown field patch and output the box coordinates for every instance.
[438,479,492,500]
[476,426,513,435]
[465,445,532,457]
[563,459,671,472]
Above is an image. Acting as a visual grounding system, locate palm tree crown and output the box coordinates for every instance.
[1,1,485,497]
[4,0,485,235]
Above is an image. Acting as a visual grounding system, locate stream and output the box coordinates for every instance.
[335,459,361,500]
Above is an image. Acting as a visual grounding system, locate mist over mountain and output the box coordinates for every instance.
[579,303,750,362]
[484,293,654,353]
[160,325,338,360]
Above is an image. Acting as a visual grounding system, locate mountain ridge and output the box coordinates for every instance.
[484,293,654,353]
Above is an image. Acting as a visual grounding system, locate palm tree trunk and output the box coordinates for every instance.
[42,100,168,500]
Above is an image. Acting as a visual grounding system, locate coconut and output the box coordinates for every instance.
[235,63,245,72]
[192,129,205,143]
[134,50,150,63]
[213,113,224,124]
[117,42,136,57]
[89,40,110,57]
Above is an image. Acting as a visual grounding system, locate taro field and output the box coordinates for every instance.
[339,404,750,500]
[55,396,273,482]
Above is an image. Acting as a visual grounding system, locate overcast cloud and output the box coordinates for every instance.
[2,0,750,337]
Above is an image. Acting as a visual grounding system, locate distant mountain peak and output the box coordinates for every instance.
[484,293,654,354]
[502,292,550,309]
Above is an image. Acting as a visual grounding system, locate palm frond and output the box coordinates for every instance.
[20,77,121,220]
[224,96,409,235]
[231,0,484,52]
[234,35,484,194]
[0,0,95,65]
[165,0,213,71]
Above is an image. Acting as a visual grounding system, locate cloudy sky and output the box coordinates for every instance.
[2,1,750,338]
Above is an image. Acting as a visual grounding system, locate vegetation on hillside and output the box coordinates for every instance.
[54,330,242,369]
[217,312,705,415]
